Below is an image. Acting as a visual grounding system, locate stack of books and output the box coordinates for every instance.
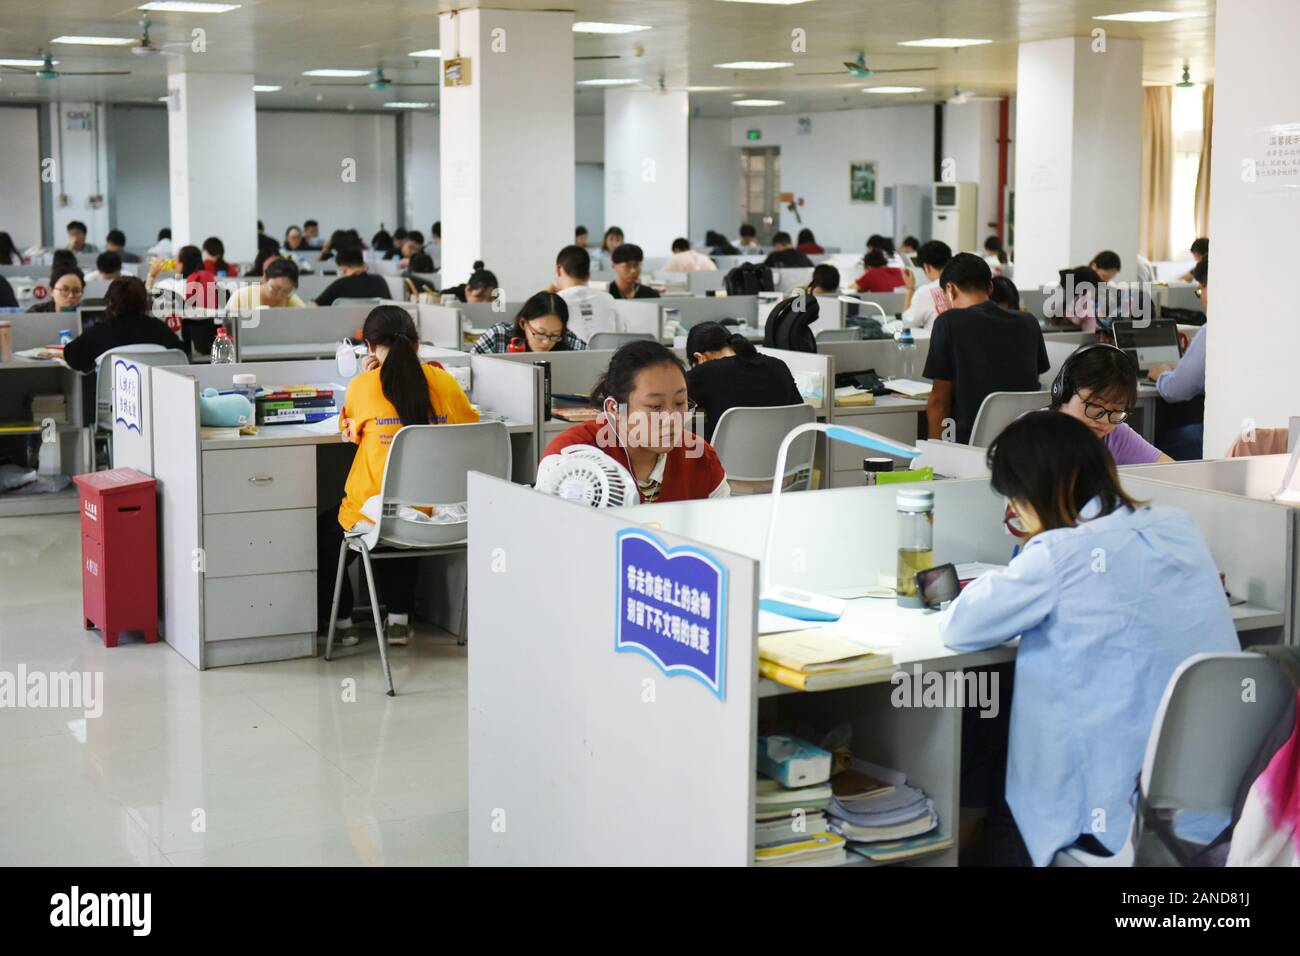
[826,758,952,863]
[752,735,845,866]
[30,393,68,424]
[256,385,337,426]
[757,630,893,691]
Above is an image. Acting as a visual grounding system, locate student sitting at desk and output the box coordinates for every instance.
[284,225,305,253]
[104,230,140,264]
[1148,257,1208,461]
[762,232,814,270]
[899,236,920,259]
[989,276,1022,314]
[202,236,237,277]
[89,251,123,283]
[26,269,83,313]
[854,248,905,293]
[0,273,15,309]
[1049,343,1172,465]
[225,257,306,313]
[923,253,1048,444]
[314,244,391,305]
[1056,265,1102,333]
[0,230,25,266]
[940,412,1237,866]
[1178,237,1208,283]
[608,243,660,299]
[795,228,824,255]
[402,252,439,299]
[63,277,185,374]
[983,235,1007,275]
[1089,250,1121,283]
[686,322,802,441]
[544,341,728,503]
[601,226,624,256]
[320,306,479,646]
[553,245,619,340]
[663,237,719,273]
[808,264,840,296]
[471,292,587,354]
[444,262,498,304]
[899,239,952,331]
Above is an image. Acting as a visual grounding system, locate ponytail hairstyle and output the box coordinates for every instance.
[591,340,688,407]
[202,236,231,275]
[685,321,758,368]
[512,292,570,350]
[362,305,435,427]
[176,244,205,278]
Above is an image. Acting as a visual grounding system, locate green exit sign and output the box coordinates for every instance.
[746,129,762,141]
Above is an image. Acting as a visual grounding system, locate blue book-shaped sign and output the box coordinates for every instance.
[615,529,727,700]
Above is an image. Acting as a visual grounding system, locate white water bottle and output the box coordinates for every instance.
[894,326,916,379]
[210,326,236,364]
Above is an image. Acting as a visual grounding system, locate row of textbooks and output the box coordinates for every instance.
[256,385,338,426]
[753,734,952,866]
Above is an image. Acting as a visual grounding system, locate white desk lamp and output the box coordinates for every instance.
[760,422,921,621]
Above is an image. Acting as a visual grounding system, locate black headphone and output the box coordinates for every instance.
[1050,342,1132,406]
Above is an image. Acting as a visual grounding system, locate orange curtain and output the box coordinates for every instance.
[1140,86,1173,261]
[1194,83,1214,238]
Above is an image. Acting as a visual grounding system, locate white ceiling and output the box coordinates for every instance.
[0,0,1217,116]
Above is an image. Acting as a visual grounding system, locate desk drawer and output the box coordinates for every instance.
[202,508,315,578]
[204,571,315,642]
[202,446,315,515]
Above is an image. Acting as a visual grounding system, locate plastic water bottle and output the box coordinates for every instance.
[894,326,916,379]
[210,326,236,364]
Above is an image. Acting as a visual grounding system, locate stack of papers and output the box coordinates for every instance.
[884,378,932,398]
[833,385,876,407]
[753,776,844,867]
[758,630,894,691]
[826,758,943,858]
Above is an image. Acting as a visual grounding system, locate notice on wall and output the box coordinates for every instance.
[1252,123,1300,189]
[616,529,727,700]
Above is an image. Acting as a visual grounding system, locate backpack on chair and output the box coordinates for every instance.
[763,291,819,354]
[724,263,774,296]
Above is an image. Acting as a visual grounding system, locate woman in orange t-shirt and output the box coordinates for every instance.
[318,306,478,646]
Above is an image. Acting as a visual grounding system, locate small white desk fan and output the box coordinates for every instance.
[535,446,640,509]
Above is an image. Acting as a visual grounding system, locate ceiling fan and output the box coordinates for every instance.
[0,52,129,80]
[131,17,188,58]
[946,86,1002,105]
[1176,62,1195,87]
[797,51,936,78]
[310,65,437,90]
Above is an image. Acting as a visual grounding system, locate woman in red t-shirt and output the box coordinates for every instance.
[854,248,906,293]
[202,236,238,277]
[543,342,729,503]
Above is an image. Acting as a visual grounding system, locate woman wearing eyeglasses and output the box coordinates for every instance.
[543,341,728,503]
[470,291,588,354]
[941,412,1237,866]
[1049,343,1172,465]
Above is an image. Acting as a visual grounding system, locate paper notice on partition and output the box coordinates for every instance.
[1245,123,1300,192]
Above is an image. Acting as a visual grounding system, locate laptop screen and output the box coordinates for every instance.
[1111,319,1181,370]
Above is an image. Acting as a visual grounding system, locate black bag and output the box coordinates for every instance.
[844,314,894,340]
[724,263,774,296]
[763,291,818,353]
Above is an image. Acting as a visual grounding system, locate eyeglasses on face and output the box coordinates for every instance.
[1081,400,1129,425]
[524,322,565,343]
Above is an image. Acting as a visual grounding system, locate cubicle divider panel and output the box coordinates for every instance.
[610,300,664,340]
[469,355,542,483]
[1121,474,1293,616]
[774,267,813,293]
[670,295,759,330]
[856,292,907,316]
[624,479,1010,597]
[468,474,758,865]
[686,271,726,294]
[186,359,347,393]
[817,339,931,381]
[149,367,205,668]
[810,295,846,334]
[110,358,156,474]
[11,312,78,351]
[234,305,405,359]
[759,347,833,421]
[1123,455,1290,500]
[417,303,464,349]
[461,301,530,333]
[490,348,615,397]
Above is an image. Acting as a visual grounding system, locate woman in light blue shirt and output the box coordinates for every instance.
[941,412,1238,866]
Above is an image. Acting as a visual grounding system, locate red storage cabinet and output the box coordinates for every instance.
[73,468,159,647]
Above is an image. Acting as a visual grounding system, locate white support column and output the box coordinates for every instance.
[166,72,258,262]
[46,102,112,246]
[439,8,575,297]
[1012,36,1142,289]
[1203,0,1300,451]
[604,89,690,257]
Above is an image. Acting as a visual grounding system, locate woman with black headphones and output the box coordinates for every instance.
[1049,343,1172,465]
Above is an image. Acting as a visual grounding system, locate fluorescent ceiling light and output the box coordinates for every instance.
[303,69,370,77]
[577,78,640,86]
[0,58,56,67]
[863,86,925,94]
[714,61,793,70]
[573,22,652,34]
[715,1,816,5]
[408,49,441,58]
[138,2,241,12]
[51,36,135,46]
[686,86,734,92]
[157,95,171,101]
[1093,10,1206,22]
[733,99,785,106]
[384,101,431,109]
[252,85,281,92]
[898,37,992,48]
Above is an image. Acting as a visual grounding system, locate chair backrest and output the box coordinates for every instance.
[968,390,1050,447]
[815,328,863,343]
[371,421,512,548]
[710,403,816,488]
[1142,652,1295,815]
[588,331,655,350]
[94,346,190,432]
[332,297,385,306]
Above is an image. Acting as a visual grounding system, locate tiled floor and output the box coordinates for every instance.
[0,513,469,866]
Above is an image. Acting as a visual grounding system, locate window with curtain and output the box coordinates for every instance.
[1169,84,1207,259]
